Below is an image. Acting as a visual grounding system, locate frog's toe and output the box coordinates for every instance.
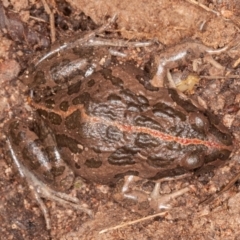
[21,164,93,229]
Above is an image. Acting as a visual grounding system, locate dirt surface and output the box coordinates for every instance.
[1,0,240,239]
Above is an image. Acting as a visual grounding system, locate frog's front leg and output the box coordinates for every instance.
[150,41,228,87]
[5,119,92,230]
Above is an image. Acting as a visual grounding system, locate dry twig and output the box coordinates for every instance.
[99,211,168,234]
[41,0,56,43]
[186,0,220,16]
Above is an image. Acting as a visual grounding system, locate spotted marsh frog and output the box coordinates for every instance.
[5,32,233,229]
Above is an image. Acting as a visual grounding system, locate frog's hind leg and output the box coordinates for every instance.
[6,138,93,230]
[5,118,93,230]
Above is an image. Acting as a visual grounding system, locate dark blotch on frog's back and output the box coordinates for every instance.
[87,79,95,87]
[59,101,69,112]
[84,158,102,168]
[88,103,119,121]
[37,109,49,119]
[147,155,174,168]
[101,68,124,88]
[72,92,91,106]
[48,112,62,125]
[106,126,123,142]
[153,102,186,121]
[107,94,122,103]
[67,81,82,95]
[108,146,139,165]
[135,133,159,148]
[55,133,83,153]
[134,115,164,132]
[44,98,55,109]
[92,146,102,153]
[120,89,149,109]
[90,123,123,143]
[137,95,149,106]
[127,103,142,112]
[65,109,81,130]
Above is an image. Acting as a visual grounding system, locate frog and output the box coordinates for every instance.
[4,22,233,229]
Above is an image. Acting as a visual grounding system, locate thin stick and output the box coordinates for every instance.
[233,57,240,68]
[99,211,168,234]
[186,0,220,16]
[200,75,240,79]
[29,15,47,23]
[219,172,240,194]
[34,14,118,66]
[41,0,56,43]
[200,172,240,205]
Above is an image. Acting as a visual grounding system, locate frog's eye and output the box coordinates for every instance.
[188,112,209,134]
[180,151,204,170]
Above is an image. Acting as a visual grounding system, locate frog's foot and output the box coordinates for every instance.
[6,139,93,230]
[25,166,93,229]
[149,181,190,210]
[121,175,191,211]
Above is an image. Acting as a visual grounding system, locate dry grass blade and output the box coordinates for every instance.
[41,0,56,43]
[99,211,168,234]
[186,0,220,15]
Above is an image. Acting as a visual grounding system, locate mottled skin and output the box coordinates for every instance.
[7,45,232,192]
